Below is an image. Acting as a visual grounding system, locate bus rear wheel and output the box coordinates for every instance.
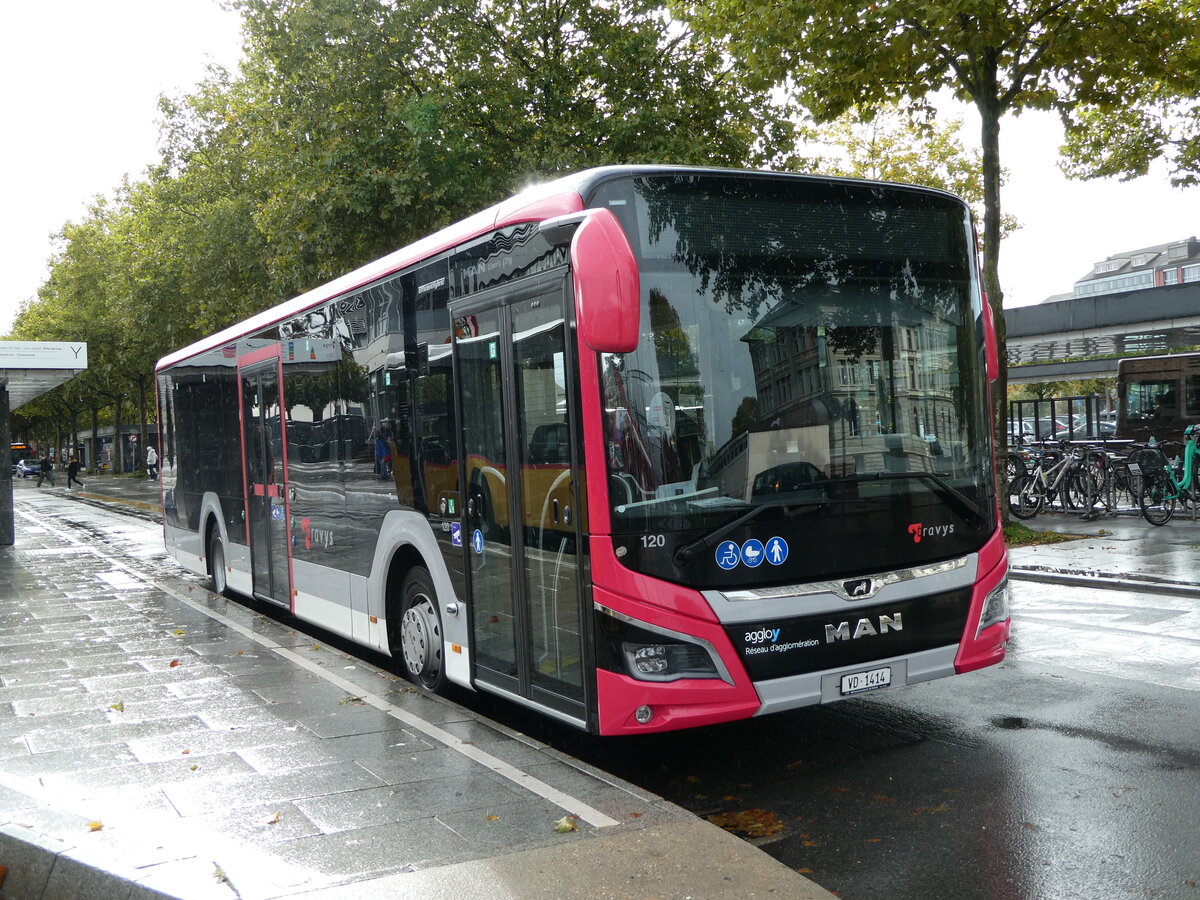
[398,567,445,693]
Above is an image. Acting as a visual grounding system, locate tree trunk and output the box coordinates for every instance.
[70,410,79,465]
[114,398,124,474]
[90,406,100,471]
[135,375,149,471]
[976,90,1010,522]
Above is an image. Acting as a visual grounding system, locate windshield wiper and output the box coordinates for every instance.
[827,471,987,523]
[673,498,827,567]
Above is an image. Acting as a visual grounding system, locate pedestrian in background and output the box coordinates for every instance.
[67,457,84,490]
[145,446,159,480]
[36,453,55,487]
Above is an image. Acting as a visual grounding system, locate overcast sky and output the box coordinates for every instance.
[2,0,1197,337]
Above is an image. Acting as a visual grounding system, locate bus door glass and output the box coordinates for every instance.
[453,282,585,719]
[239,352,292,608]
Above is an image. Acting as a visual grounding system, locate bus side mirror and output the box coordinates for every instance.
[981,293,999,382]
[570,209,640,353]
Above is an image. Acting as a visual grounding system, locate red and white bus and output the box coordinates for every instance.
[155,166,1009,735]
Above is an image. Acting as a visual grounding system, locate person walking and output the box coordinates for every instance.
[36,453,55,487]
[145,446,158,481]
[67,457,84,490]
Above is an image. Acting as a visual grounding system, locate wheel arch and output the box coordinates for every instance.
[368,510,471,689]
[384,543,427,654]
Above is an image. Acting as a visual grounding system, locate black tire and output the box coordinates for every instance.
[1008,473,1043,520]
[1063,471,1089,511]
[396,567,445,693]
[208,529,232,597]
[1139,469,1176,526]
[1005,453,1025,483]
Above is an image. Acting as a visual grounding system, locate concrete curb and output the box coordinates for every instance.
[1010,565,1200,598]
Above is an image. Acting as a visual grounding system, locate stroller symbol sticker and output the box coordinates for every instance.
[741,539,765,568]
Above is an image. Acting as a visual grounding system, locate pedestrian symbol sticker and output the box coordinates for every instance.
[741,539,765,567]
[766,537,789,566]
[451,523,462,548]
[715,541,740,570]
[472,529,484,554]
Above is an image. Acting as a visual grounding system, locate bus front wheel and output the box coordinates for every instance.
[398,567,445,693]
[208,530,231,598]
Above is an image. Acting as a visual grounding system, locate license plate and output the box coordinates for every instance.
[840,666,892,696]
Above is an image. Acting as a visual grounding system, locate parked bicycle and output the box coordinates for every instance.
[1137,425,1200,525]
[1006,441,1089,519]
[1073,444,1142,520]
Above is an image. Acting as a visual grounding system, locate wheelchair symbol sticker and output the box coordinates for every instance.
[715,540,740,570]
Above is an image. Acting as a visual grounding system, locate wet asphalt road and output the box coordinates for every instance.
[512,580,1200,900]
[26,493,1200,900]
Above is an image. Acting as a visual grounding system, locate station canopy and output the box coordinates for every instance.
[0,341,89,409]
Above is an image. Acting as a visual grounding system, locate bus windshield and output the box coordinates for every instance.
[589,173,994,580]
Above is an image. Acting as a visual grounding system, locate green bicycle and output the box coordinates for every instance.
[1138,425,1200,526]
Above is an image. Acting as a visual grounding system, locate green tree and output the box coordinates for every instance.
[1059,32,1200,186]
[192,0,793,295]
[680,0,1197,485]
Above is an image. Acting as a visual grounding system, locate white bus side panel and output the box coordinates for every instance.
[367,510,471,689]
[292,559,353,640]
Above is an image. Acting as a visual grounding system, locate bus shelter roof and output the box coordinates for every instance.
[0,341,88,409]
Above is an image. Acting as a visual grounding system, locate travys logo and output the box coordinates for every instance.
[907,522,955,543]
[300,518,334,550]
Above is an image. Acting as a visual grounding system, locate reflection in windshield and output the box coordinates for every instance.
[590,173,991,534]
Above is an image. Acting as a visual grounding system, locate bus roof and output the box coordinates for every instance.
[156,165,964,372]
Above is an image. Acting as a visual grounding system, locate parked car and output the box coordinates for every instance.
[1021,417,1068,441]
[1008,420,1036,445]
[1069,414,1118,439]
[15,459,36,478]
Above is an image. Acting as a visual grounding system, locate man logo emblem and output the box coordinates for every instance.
[843,578,876,599]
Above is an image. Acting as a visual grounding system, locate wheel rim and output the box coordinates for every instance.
[401,593,442,687]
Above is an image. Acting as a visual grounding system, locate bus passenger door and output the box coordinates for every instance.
[452,280,587,725]
[238,349,293,609]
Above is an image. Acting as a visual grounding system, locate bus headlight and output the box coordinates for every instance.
[977,576,1010,636]
[596,604,732,684]
[621,641,721,682]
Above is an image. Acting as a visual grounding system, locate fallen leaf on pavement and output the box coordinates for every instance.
[707,808,785,839]
[86,821,103,832]
[553,815,580,833]
[108,702,124,713]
